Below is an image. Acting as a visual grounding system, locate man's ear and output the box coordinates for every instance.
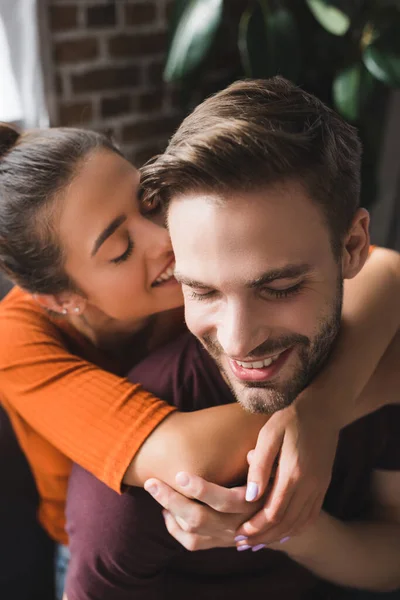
[33,292,87,316]
[341,208,370,280]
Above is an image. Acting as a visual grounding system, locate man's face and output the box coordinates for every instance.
[168,181,343,414]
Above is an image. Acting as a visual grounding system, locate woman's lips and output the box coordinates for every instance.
[152,260,176,286]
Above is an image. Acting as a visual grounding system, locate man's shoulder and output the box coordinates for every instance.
[127,332,234,411]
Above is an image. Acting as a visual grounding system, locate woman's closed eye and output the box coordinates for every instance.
[110,237,134,264]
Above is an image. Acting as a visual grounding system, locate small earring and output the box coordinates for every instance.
[74,307,80,314]
[61,308,67,315]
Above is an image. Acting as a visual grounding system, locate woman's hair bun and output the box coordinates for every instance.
[0,123,21,159]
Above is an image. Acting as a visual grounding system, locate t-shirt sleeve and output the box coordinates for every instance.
[127,331,233,413]
[374,406,400,471]
[0,295,175,492]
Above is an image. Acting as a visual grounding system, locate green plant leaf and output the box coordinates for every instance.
[267,9,301,82]
[168,0,189,42]
[164,0,223,83]
[238,3,300,81]
[306,0,350,36]
[362,14,400,87]
[333,64,361,122]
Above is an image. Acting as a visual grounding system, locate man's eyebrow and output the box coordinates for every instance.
[91,215,127,257]
[249,263,312,287]
[174,263,312,289]
[173,272,211,289]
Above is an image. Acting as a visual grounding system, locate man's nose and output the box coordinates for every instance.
[216,300,270,359]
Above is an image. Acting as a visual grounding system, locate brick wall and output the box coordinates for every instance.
[46,0,241,166]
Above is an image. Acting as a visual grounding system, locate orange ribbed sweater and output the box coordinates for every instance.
[0,287,175,544]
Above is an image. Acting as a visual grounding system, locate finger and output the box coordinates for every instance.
[288,490,325,537]
[145,478,208,530]
[246,423,284,502]
[162,510,210,552]
[163,510,236,551]
[247,449,255,465]
[242,494,322,549]
[237,481,296,538]
[244,485,319,546]
[174,472,247,513]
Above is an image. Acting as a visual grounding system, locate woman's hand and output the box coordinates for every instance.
[236,400,340,544]
[144,473,263,551]
[145,397,340,550]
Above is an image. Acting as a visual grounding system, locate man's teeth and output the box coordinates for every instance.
[234,353,282,369]
[154,264,175,284]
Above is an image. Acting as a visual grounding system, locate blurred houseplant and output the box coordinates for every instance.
[164,0,400,208]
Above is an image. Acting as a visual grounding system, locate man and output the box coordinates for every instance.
[64,78,400,599]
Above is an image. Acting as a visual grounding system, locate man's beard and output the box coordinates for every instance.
[202,280,343,415]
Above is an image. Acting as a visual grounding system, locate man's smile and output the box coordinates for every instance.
[227,348,293,383]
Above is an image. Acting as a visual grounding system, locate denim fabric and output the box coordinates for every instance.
[55,544,71,600]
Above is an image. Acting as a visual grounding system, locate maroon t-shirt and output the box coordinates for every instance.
[65,332,400,600]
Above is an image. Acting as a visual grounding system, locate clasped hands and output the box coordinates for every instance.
[145,403,339,552]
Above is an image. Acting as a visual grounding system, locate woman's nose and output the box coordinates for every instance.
[141,218,173,258]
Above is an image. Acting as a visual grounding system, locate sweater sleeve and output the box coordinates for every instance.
[0,291,176,492]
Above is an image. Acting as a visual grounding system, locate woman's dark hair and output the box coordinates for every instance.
[0,125,121,294]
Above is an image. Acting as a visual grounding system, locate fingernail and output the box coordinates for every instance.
[145,484,159,497]
[245,482,259,502]
[252,544,266,552]
[176,472,190,487]
[237,544,251,552]
[280,536,290,544]
[234,535,248,542]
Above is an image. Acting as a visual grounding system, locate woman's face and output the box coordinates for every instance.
[58,149,183,324]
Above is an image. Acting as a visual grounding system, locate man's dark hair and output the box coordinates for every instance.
[141,77,362,255]
[0,125,122,294]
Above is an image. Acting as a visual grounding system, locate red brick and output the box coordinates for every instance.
[122,116,180,142]
[96,125,119,142]
[137,90,163,113]
[167,86,186,111]
[71,65,141,93]
[86,4,116,28]
[108,32,167,59]
[54,38,99,64]
[165,0,175,20]
[58,101,93,126]
[49,5,78,32]
[147,60,164,85]
[124,2,157,26]
[101,95,132,118]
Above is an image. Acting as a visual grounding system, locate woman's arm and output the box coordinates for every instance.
[269,470,400,592]
[3,246,398,499]
[0,290,265,493]
[301,246,400,427]
[123,405,266,487]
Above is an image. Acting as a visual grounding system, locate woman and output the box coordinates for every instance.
[0,124,398,598]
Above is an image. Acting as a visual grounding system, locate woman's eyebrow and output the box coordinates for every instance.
[91,215,127,257]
